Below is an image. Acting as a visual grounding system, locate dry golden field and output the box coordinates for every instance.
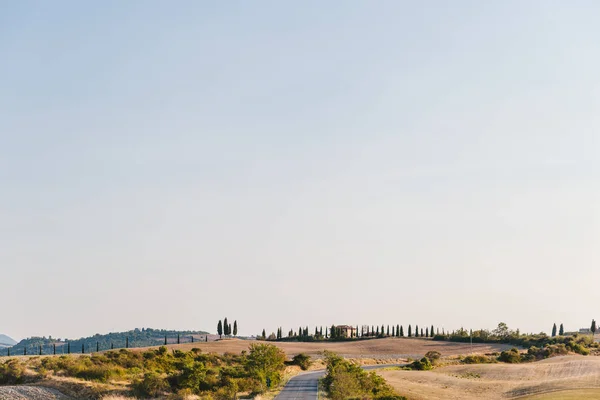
[135,337,513,360]
[378,355,600,400]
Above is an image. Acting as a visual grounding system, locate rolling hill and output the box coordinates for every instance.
[0,334,16,347]
[1,327,208,355]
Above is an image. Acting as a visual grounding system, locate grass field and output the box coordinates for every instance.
[135,337,513,360]
[378,355,600,400]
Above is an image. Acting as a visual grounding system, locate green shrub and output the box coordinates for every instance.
[290,353,312,370]
[462,355,496,364]
[0,360,26,384]
[322,352,406,400]
[132,372,170,397]
[498,348,521,363]
[409,357,433,370]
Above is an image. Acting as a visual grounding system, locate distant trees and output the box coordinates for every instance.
[552,323,557,337]
[233,321,238,336]
[559,323,564,336]
[217,321,223,339]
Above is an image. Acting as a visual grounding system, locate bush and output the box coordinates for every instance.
[498,348,521,363]
[409,357,432,370]
[322,352,406,400]
[0,360,26,384]
[462,355,496,364]
[290,353,312,370]
[132,372,170,397]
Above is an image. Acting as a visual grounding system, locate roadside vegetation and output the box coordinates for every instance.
[321,351,406,400]
[0,344,287,399]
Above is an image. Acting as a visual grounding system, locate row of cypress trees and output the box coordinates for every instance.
[260,324,440,340]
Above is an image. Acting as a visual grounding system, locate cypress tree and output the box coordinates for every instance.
[126,337,129,348]
[233,320,238,336]
[24,347,27,356]
[224,318,229,336]
[165,335,167,345]
[408,325,412,337]
[396,324,400,337]
[356,325,359,338]
[261,329,266,339]
[400,325,404,337]
[217,320,223,339]
[559,323,564,336]
[191,336,194,343]
[426,327,429,337]
[111,343,114,349]
[387,325,390,336]
[392,325,395,337]
[415,325,419,337]
[39,345,42,355]
[331,324,336,339]
[592,319,597,335]
[376,326,379,336]
[421,328,424,337]
[381,325,385,336]
[82,343,85,354]
[552,323,557,337]
[177,334,180,344]
[53,343,56,355]
[431,325,435,337]
[67,343,71,354]
[97,342,99,352]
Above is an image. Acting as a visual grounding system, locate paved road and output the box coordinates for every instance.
[275,364,403,400]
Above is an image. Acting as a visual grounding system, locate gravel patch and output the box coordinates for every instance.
[0,386,72,400]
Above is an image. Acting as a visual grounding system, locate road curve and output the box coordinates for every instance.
[275,364,404,400]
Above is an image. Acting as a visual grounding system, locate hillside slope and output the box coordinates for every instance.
[2,327,208,356]
[0,334,16,347]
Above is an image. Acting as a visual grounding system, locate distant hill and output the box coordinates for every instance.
[0,334,17,347]
[2,327,209,356]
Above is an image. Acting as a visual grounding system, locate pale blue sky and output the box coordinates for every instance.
[1,1,598,340]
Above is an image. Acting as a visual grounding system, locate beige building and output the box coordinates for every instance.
[336,325,358,338]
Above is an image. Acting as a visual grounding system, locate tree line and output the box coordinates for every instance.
[257,323,440,341]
